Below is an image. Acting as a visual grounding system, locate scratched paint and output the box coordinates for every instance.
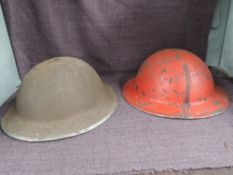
[122,49,230,119]
[182,64,191,118]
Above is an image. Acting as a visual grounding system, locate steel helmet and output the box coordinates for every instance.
[1,57,117,141]
[122,49,230,119]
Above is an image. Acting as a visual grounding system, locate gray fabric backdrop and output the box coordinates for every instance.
[1,0,217,78]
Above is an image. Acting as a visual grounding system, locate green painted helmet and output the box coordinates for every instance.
[1,57,117,141]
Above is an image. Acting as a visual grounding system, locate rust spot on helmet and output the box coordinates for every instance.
[173,89,178,94]
[173,89,180,98]
[136,101,149,108]
[169,78,173,84]
[141,102,150,107]
[161,68,167,73]
[175,54,181,59]
[213,101,220,106]
[142,91,146,96]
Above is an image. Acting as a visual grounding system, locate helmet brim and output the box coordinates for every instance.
[122,78,230,119]
[1,83,117,142]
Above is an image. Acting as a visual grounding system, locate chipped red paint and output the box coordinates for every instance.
[122,49,230,119]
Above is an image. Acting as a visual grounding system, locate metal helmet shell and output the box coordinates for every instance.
[1,57,117,141]
[122,49,230,119]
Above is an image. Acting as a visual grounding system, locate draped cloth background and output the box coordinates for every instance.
[1,0,217,77]
[2,1,233,175]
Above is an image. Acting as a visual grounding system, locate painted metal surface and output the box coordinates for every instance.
[206,0,233,77]
[1,57,117,141]
[0,3,21,107]
[122,49,230,119]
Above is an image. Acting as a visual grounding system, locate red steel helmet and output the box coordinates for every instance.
[122,49,230,119]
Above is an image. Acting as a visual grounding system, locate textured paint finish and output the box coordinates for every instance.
[1,57,117,141]
[122,49,230,119]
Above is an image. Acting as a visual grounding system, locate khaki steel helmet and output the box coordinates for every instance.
[1,57,117,141]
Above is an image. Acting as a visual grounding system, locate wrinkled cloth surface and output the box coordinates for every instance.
[1,0,217,77]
